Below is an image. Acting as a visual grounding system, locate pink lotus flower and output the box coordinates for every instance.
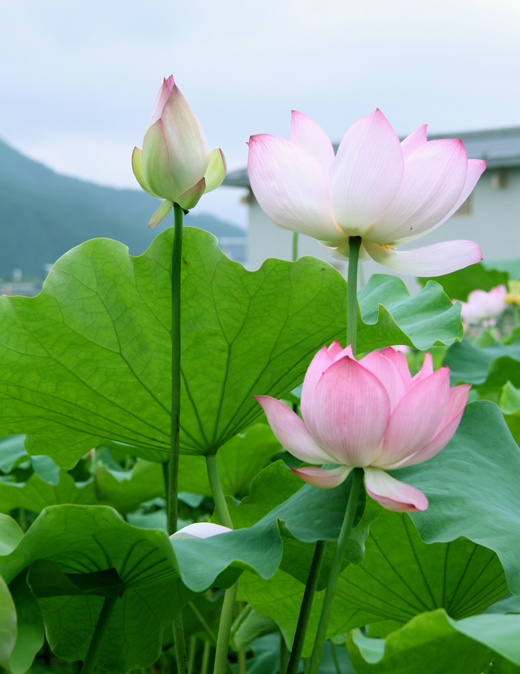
[170,522,231,541]
[133,76,227,227]
[247,110,484,276]
[255,343,470,512]
[459,285,507,326]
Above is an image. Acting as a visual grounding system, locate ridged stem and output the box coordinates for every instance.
[286,540,327,674]
[308,468,364,674]
[79,596,117,674]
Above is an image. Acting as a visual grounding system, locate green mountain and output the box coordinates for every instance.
[0,138,245,278]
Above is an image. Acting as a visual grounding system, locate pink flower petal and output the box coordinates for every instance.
[247,134,344,242]
[160,84,209,196]
[394,385,470,468]
[329,109,404,236]
[327,340,345,359]
[170,522,232,540]
[400,125,428,154]
[301,346,335,433]
[254,395,337,464]
[363,240,482,277]
[142,120,178,201]
[411,352,433,386]
[310,356,391,466]
[149,75,175,126]
[364,467,428,512]
[290,111,335,173]
[379,347,412,384]
[365,139,468,244]
[291,465,352,489]
[374,367,450,467]
[359,350,409,411]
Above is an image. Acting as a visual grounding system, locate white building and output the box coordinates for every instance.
[224,126,520,285]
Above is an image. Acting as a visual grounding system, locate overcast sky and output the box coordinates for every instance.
[2,0,520,226]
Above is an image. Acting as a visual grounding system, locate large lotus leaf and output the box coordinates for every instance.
[417,261,510,301]
[391,401,520,596]
[0,228,462,468]
[0,471,95,514]
[444,338,520,393]
[0,472,375,673]
[0,505,193,673]
[237,508,507,656]
[347,609,520,673]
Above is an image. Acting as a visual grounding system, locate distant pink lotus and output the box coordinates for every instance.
[255,343,470,512]
[248,110,484,276]
[459,285,507,326]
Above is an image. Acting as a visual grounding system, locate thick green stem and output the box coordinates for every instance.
[206,455,236,674]
[280,634,288,674]
[308,468,363,674]
[168,202,183,536]
[330,642,341,674]
[206,455,234,529]
[286,540,327,674]
[214,583,238,674]
[292,232,299,262]
[80,596,117,674]
[168,204,187,674]
[173,616,189,674]
[346,236,361,355]
[188,636,197,674]
[201,641,212,674]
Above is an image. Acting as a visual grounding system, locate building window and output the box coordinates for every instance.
[452,193,473,217]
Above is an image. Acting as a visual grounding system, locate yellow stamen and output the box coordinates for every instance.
[377,243,396,251]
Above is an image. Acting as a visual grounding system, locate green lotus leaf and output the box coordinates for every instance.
[237,509,507,656]
[347,609,520,673]
[0,228,462,467]
[444,338,520,394]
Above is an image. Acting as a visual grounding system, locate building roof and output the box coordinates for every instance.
[223,126,520,188]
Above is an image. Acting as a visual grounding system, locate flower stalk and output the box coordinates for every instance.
[206,454,237,674]
[308,468,364,674]
[168,203,188,674]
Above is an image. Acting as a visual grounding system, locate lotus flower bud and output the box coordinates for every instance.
[133,76,226,228]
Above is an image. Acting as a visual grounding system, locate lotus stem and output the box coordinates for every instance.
[347,236,361,353]
[201,641,212,674]
[79,596,117,674]
[286,540,327,674]
[308,468,364,674]
[292,232,299,262]
[168,202,183,536]
[169,203,188,674]
[206,454,236,674]
[280,633,288,674]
